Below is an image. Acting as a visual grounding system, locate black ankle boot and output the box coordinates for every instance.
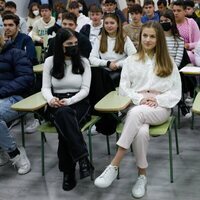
[62,172,77,191]
[79,157,94,179]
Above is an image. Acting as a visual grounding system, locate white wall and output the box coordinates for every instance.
[8,0,29,18]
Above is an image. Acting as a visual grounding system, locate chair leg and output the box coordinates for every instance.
[191,112,194,130]
[20,116,25,147]
[87,127,93,165]
[168,128,173,183]
[38,118,47,142]
[106,135,110,155]
[173,118,179,155]
[41,132,45,176]
[130,144,133,153]
[177,105,181,129]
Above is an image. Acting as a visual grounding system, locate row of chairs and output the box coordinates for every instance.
[12,89,197,183]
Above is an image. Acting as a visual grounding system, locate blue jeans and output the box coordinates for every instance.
[0,95,23,152]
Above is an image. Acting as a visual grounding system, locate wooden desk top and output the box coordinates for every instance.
[95,91,131,112]
[11,92,47,112]
[180,65,200,75]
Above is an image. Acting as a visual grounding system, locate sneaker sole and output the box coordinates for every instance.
[18,167,31,175]
[131,184,147,199]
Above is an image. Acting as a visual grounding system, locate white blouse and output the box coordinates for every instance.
[119,54,182,108]
[42,56,91,105]
[89,35,136,68]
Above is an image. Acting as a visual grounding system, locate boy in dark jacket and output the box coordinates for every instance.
[0,35,34,175]
[46,12,92,59]
[3,13,38,64]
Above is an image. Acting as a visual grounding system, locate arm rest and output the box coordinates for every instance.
[11,92,47,112]
[94,91,131,112]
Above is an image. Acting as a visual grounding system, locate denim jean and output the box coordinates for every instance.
[0,95,23,152]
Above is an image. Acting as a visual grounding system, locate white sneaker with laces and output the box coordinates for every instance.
[0,150,9,166]
[25,119,40,134]
[94,164,118,188]
[132,175,147,199]
[10,147,31,175]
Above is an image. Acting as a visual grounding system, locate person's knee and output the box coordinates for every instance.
[56,106,73,116]
[127,106,145,121]
[55,106,74,122]
[136,126,150,141]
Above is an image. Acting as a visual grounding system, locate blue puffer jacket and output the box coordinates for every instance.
[0,42,34,98]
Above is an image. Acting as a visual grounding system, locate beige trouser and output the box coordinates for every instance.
[117,105,171,169]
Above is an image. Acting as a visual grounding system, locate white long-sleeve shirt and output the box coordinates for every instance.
[89,35,136,68]
[75,13,91,32]
[119,54,182,108]
[42,56,91,106]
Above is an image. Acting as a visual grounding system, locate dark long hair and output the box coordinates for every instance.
[160,9,183,48]
[51,28,84,79]
[160,9,180,38]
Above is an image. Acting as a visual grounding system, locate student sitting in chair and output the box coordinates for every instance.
[94,21,181,199]
[42,28,94,191]
[0,34,34,175]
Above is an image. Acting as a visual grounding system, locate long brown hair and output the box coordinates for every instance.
[100,13,125,54]
[137,21,173,77]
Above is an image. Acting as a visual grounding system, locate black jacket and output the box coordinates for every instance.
[0,42,34,98]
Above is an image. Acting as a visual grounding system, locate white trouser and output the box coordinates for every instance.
[117,105,171,168]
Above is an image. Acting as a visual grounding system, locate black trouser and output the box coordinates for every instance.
[45,96,90,173]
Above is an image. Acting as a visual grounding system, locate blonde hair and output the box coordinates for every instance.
[137,21,173,77]
[100,13,125,54]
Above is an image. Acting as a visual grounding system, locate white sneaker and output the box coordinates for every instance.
[184,111,192,119]
[10,147,31,175]
[25,119,40,134]
[0,150,9,166]
[94,164,118,188]
[132,175,147,199]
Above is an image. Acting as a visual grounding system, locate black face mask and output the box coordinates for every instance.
[161,22,172,32]
[64,45,78,57]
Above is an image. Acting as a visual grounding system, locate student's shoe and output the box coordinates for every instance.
[0,150,9,166]
[8,119,20,131]
[185,96,193,107]
[180,103,192,118]
[25,119,40,134]
[10,147,31,175]
[184,111,192,119]
[79,157,94,179]
[132,175,147,199]
[94,164,118,188]
[62,172,77,191]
